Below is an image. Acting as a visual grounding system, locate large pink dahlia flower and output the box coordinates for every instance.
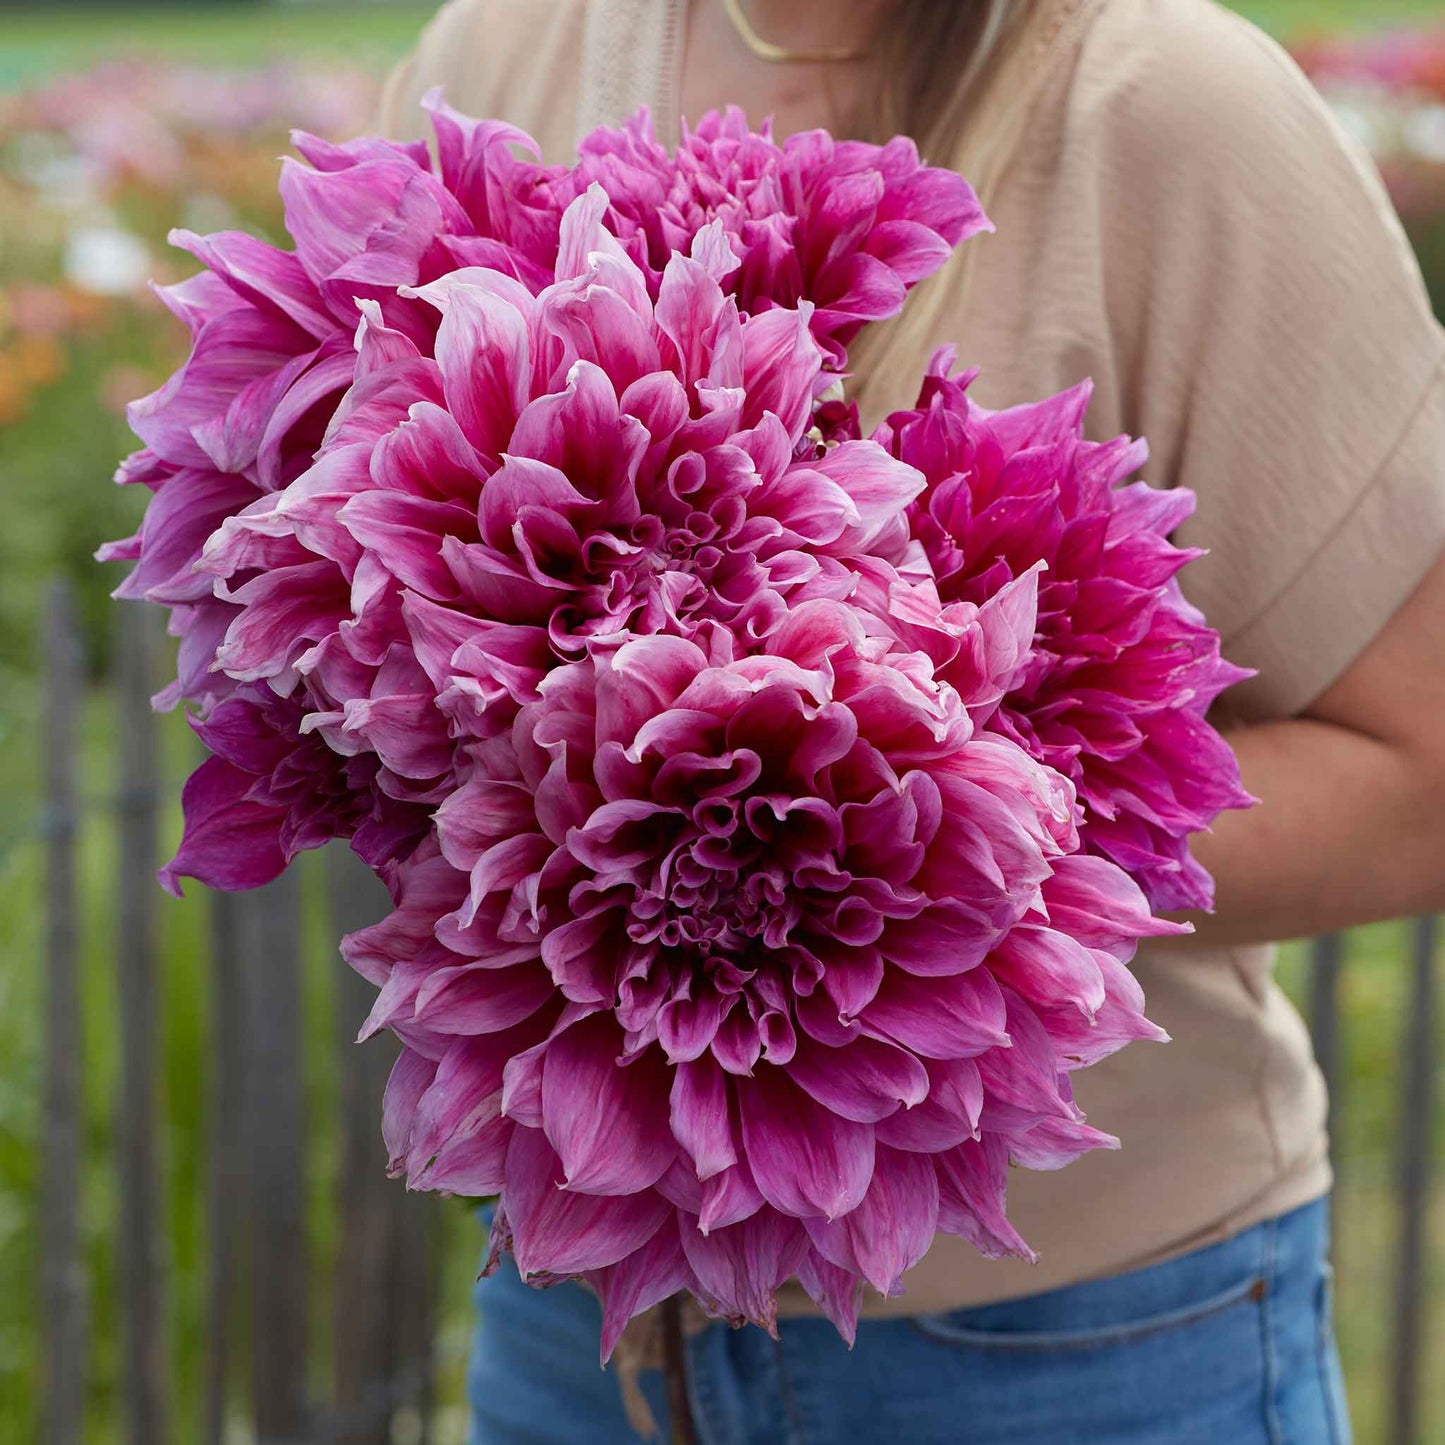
[159,191,925,894]
[875,352,1254,912]
[362,598,1175,1350]
[100,99,976,707]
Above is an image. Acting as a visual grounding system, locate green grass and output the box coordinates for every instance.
[1238,0,1443,37]
[0,3,438,89]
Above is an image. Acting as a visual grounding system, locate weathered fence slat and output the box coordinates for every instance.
[1390,916,1438,1445]
[114,602,170,1445]
[204,889,246,1445]
[1308,933,1345,1150]
[238,870,311,1444]
[1308,932,1346,1257]
[389,1194,436,1445]
[39,579,88,1445]
[330,847,398,1445]
[327,846,436,1445]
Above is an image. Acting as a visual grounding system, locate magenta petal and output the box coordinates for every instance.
[159,756,286,897]
[934,1135,1036,1262]
[679,1207,808,1332]
[738,1071,874,1221]
[403,1025,543,1180]
[698,1158,766,1233]
[426,279,532,459]
[739,306,822,440]
[1010,1115,1120,1171]
[787,1035,929,1123]
[670,1054,737,1181]
[278,155,416,286]
[381,1048,437,1174]
[586,1216,695,1361]
[811,441,924,556]
[796,1248,864,1345]
[540,1015,675,1195]
[989,925,1107,1021]
[410,962,554,1036]
[805,1143,938,1296]
[874,1055,983,1153]
[862,966,1010,1059]
[505,1126,669,1277]
[412,1102,511,1195]
[170,227,334,340]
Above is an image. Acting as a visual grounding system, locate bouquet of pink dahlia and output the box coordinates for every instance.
[101,98,1250,1349]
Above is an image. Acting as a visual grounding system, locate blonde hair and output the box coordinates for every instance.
[868,0,1034,157]
[848,0,1046,421]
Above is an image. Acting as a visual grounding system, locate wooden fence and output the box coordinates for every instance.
[30,579,1443,1443]
[37,585,437,1445]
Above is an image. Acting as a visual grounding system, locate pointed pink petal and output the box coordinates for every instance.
[505,1126,670,1277]
[738,1071,874,1221]
[540,1015,675,1195]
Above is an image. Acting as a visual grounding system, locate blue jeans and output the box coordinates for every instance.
[468,1196,1350,1444]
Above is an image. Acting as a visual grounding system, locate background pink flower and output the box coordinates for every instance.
[874,352,1254,912]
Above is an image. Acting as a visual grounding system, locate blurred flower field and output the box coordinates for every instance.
[0,57,381,682]
[1294,25,1445,309]
[0,4,1442,1442]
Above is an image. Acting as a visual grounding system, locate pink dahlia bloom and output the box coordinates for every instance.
[576,107,990,366]
[159,191,926,893]
[874,352,1254,912]
[100,99,975,698]
[361,598,1175,1350]
[97,100,569,708]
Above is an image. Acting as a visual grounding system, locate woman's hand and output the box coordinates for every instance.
[1175,547,1445,946]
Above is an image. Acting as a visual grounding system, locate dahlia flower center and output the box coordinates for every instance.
[609,777,860,1006]
[630,827,805,964]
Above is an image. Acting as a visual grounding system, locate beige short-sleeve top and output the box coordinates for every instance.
[376,0,1445,1315]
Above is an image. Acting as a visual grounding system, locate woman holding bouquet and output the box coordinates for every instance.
[376,1,1445,1440]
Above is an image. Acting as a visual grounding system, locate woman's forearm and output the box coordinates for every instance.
[1169,716,1445,947]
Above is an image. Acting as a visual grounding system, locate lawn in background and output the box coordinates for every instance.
[0,3,1442,1443]
[0,0,1439,88]
[0,3,437,89]
[1244,0,1443,36]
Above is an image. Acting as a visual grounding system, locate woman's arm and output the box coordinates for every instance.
[1177,547,1445,945]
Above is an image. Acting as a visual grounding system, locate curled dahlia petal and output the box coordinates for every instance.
[873,350,1255,911]
[362,598,1172,1349]
[575,106,992,364]
[100,103,570,740]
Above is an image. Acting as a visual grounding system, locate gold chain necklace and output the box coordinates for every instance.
[720,0,865,63]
